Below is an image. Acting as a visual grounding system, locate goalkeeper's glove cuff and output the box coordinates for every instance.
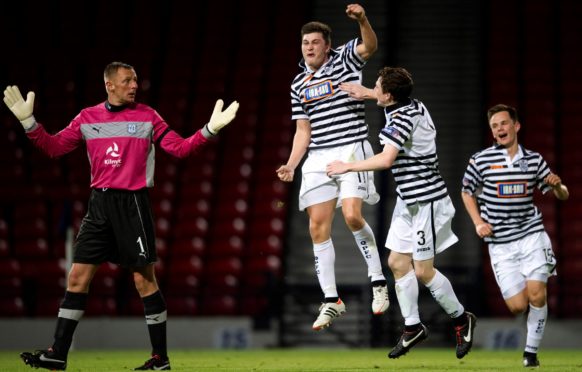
[20,115,37,131]
[202,124,217,139]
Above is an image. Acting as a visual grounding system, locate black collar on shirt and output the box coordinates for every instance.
[384,98,412,115]
[105,101,130,112]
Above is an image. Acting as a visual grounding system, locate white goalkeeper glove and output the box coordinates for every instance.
[204,99,240,136]
[3,85,36,130]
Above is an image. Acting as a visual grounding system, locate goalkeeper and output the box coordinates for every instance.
[4,61,239,371]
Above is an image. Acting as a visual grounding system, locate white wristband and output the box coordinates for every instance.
[20,115,37,131]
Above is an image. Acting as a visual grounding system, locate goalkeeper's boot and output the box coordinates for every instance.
[134,354,171,370]
[455,312,477,359]
[20,348,67,370]
[312,299,346,331]
[523,352,540,368]
[388,323,428,359]
[372,284,389,315]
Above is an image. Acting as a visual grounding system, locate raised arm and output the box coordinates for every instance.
[346,4,377,61]
[3,85,36,130]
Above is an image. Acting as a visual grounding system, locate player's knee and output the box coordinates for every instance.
[413,266,434,284]
[133,271,157,295]
[67,271,91,292]
[507,301,528,314]
[343,212,364,230]
[388,255,409,276]
[528,291,547,308]
[309,222,330,241]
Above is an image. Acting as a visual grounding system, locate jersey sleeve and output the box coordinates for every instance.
[379,113,413,150]
[26,118,83,158]
[291,89,308,121]
[461,155,482,195]
[339,38,366,72]
[535,154,553,194]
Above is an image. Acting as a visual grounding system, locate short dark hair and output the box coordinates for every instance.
[104,61,134,81]
[487,104,519,122]
[378,67,413,102]
[301,21,332,45]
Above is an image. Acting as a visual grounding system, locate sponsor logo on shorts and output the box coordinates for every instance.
[417,247,430,252]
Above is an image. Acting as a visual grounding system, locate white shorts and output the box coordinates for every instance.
[385,196,458,261]
[488,231,556,299]
[298,141,380,211]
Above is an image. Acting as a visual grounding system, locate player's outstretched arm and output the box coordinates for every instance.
[3,85,37,130]
[346,4,377,60]
[339,82,376,100]
[202,99,240,137]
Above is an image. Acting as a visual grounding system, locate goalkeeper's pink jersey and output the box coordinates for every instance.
[27,102,209,190]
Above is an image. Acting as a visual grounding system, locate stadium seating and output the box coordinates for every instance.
[486,0,582,318]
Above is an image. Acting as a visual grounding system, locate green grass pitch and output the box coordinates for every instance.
[1,348,581,371]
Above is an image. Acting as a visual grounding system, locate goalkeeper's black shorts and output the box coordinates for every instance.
[74,188,157,268]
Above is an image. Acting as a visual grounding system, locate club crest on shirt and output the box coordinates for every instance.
[303,80,333,102]
[127,123,137,134]
[496,181,527,198]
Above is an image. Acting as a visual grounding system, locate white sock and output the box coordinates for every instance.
[395,270,420,325]
[424,269,465,318]
[525,304,547,354]
[352,223,385,282]
[313,239,338,298]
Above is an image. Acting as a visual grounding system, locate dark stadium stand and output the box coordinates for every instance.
[0,0,580,328]
[486,0,582,318]
[0,0,298,320]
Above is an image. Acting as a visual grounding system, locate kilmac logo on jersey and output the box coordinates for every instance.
[104,142,122,168]
[496,181,527,198]
[303,80,334,102]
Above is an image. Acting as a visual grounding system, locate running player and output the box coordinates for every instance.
[461,103,568,368]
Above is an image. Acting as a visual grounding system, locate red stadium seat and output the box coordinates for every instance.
[247,235,283,257]
[200,295,237,316]
[0,297,26,317]
[0,277,22,297]
[171,237,206,258]
[13,237,51,258]
[205,257,242,276]
[166,296,198,316]
[84,296,117,316]
[204,274,239,295]
[165,274,201,296]
[169,256,204,276]
[0,259,20,277]
[207,236,245,258]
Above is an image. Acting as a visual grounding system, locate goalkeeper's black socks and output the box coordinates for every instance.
[142,291,168,358]
[52,291,87,358]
